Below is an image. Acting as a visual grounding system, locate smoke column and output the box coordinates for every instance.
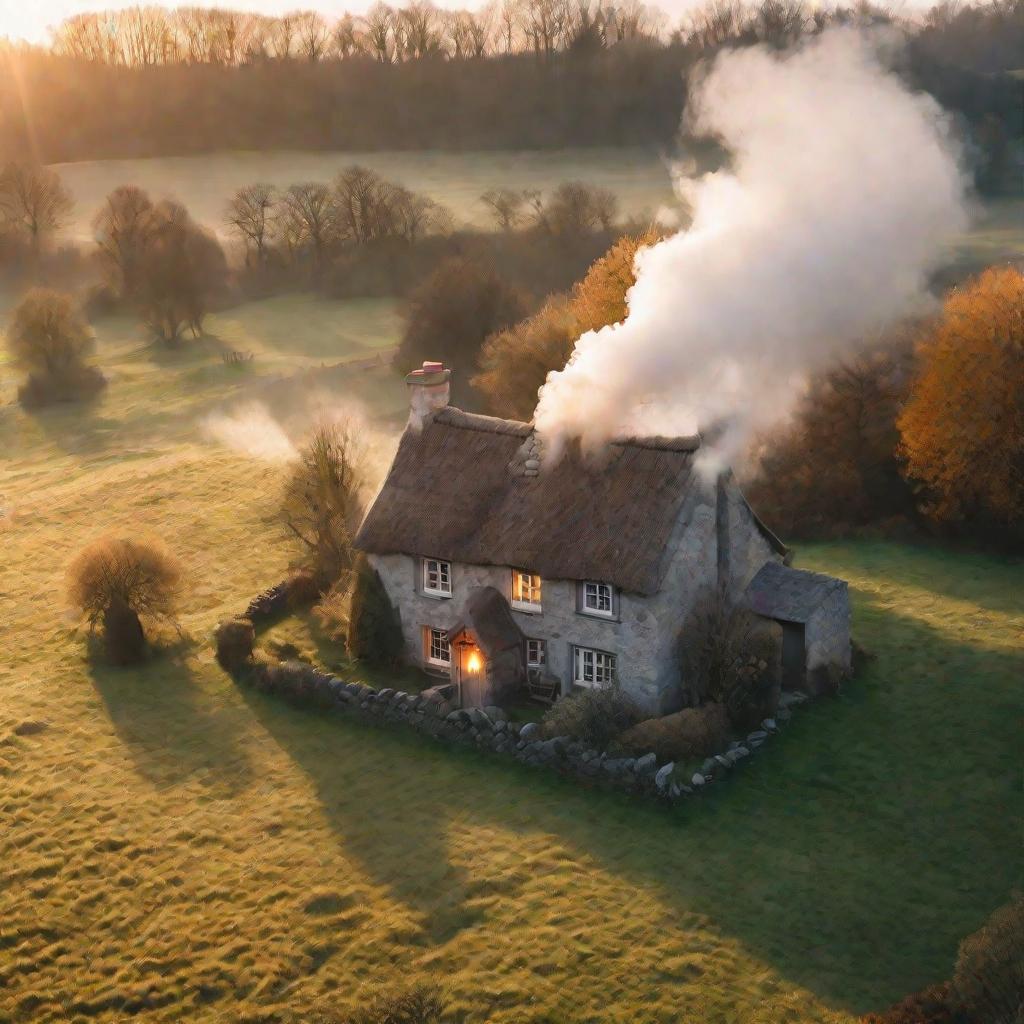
[533,29,969,468]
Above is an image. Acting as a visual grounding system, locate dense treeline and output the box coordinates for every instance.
[0,0,1020,192]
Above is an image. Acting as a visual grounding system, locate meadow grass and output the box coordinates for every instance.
[1,293,1022,1023]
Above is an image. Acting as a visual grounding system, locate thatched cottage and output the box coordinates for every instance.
[355,362,851,712]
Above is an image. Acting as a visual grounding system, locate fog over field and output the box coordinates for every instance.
[51,148,677,241]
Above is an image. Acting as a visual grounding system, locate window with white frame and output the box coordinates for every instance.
[511,570,542,611]
[573,646,616,687]
[426,627,451,666]
[525,638,546,668]
[581,581,615,618]
[422,558,452,597]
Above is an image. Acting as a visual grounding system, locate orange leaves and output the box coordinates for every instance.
[898,266,1024,530]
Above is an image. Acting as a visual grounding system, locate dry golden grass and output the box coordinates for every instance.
[1,293,1022,1023]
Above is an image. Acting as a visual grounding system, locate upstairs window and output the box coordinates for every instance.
[423,558,452,597]
[573,646,616,688]
[427,627,451,666]
[525,638,546,668]
[511,570,542,612]
[580,581,615,618]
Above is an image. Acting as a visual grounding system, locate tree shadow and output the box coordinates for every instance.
[89,636,252,795]
[237,586,1024,1015]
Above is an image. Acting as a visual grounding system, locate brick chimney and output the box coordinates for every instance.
[405,360,450,426]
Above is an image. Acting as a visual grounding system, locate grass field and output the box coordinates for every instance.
[50,148,1024,278]
[1,286,1022,1024]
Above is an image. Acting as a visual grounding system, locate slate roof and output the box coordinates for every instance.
[355,406,703,595]
[744,561,845,623]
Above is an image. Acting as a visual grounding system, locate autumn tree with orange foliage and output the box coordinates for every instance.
[898,267,1024,542]
[473,230,657,420]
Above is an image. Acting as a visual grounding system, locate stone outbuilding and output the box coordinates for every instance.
[744,561,852,693]
[355,361,852,711]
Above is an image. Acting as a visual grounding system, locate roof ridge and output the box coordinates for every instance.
[432,406,532,437]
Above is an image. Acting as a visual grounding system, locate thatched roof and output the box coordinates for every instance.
[744,562,845,623]
[355,407,703,595]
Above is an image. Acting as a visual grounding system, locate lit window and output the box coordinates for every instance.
[423,558,452,597]
[427,628,450,666]
[526,638,546,667]
[581,581,615,617]
[573,646,616,688]
[511,570,542,611]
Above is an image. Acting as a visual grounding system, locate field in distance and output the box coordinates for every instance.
[50,148,1024,277]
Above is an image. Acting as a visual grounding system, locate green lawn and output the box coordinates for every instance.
[1,288,1021,1023]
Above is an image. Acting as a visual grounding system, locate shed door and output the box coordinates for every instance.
[781,621,806,691]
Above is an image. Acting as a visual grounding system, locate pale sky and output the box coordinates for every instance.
[0,0,927,45]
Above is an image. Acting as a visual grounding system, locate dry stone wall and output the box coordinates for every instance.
[238,656,811,805]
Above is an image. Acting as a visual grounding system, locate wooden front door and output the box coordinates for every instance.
[457,642,486,707]
[781,621,806,691]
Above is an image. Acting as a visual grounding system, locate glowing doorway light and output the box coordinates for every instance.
[466,650,482,674]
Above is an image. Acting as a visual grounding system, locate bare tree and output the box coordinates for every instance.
[0,162,73,258]
[136,201,227,343]
[281,421,366,585]
[93,184,155,297]
[364,3,396,61]
[295,10,331,61]
[270,12,298,58]
[334,166,388,243]
[282,183,337,269]
[480,187,528,230]
[332,13,364,57]
[224,183,276,265]
[399,1,444,57]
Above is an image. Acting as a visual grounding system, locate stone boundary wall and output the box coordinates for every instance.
[239,657,811,805]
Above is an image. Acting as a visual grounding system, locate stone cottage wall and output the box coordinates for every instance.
[367,473,793,716]
[369,482,721,716]
[722,475,782,598]
[805,583,852,676]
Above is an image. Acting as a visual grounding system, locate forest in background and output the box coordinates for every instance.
[0,0,1021,193]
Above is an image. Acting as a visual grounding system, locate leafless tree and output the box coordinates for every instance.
[270,12,298,58]
[295,10,331,61]
[398,1,444,57]
[93,185,155,297]
[0,162,74,258]
[332,13,364,57]
[480,187,529,231]
[136,200,227,343]
[224,183,276,265]
[364,3,396,61]
[281,421,366,585]
[282,183,337,268]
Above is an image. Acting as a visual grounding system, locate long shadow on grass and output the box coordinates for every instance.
[238,593,1024,1015]
[91,641,252,794]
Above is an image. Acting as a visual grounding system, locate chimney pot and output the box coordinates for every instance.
[405,360,451,425]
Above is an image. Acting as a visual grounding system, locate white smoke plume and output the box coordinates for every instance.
[202,395,399,494]
[203,402,298,463]
[534,29,969,470]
